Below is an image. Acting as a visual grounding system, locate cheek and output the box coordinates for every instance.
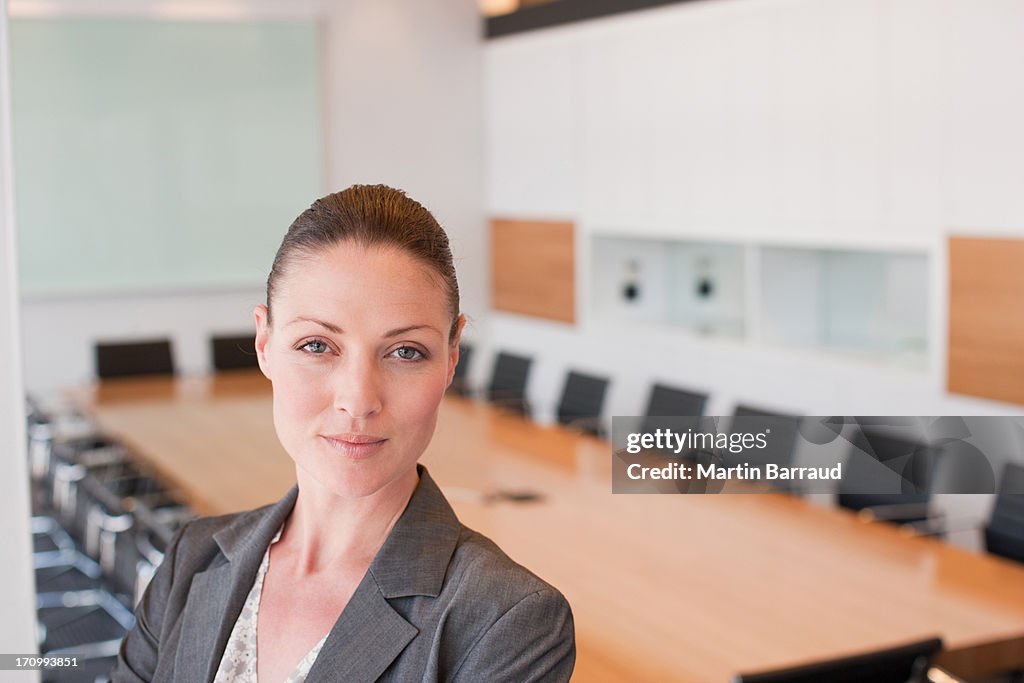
[388,372,447,431]
[271,363,332,434]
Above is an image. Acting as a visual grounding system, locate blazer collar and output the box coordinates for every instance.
[175,485,298,682]
[180,465,461,681]
[210,464,463,597]
[369,464,462,598]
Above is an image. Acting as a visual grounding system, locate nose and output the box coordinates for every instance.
[332,355,383,419]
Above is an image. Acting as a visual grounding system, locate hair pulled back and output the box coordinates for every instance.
[267,185,461,343]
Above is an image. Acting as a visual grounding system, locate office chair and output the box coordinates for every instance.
[838,427,938,519]
[733,636,943,683]
[486,351,533,417]
[556,370,610,436]
[638,383,709,455]
[127,494,193,605]
[984,462,1024,564]
[211,333,259,371]
[95,338,175,378]
[448,343,474,396]
[728,404,802,490]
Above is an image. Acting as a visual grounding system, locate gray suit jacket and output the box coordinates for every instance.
[111,466,574,682]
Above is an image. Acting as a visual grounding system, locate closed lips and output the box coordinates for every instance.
[323,434,386,444]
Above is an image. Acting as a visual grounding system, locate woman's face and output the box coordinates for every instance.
[253,241,463,500]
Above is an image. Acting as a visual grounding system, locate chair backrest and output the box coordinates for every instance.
[985,462,1024,564]
[486,352,533,415]
[733,637,942,683]
[728,404,802,471]
[211,334,259,371]
[644,383,708,418]
[838,427,935,513]
[640,383,708,440]
[556,370,609,434]
[448,343,473,396]
[95,339,175,379]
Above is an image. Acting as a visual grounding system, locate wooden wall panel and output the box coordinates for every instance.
[491,219,575,324]
[948,236,1024,405]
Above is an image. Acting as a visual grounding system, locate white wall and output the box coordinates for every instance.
[321,0,487,326]
[479,0,1024,544]
[481,0,1024,417]
[0,0,43,673]
[16,0,485,398]
[21,288,265,395]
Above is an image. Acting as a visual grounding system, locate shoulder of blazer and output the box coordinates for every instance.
[170,488,298,575]
[446,523,567,615]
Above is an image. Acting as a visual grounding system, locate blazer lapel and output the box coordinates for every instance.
[172,466,459,682]
[174,486,300,682]
[304,572,418,682]
[305,466,460,682]
[174,562,239,682]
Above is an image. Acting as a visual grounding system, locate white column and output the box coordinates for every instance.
[0,1,42,677]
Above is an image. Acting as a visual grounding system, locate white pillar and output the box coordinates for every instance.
[0,1,42,678]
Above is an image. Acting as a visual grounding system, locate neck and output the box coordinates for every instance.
[282,467,420,575]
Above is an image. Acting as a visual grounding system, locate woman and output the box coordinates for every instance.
[112,185,575,682]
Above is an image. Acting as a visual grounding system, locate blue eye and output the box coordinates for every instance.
[394,346,424,361]
[301,339,330,354]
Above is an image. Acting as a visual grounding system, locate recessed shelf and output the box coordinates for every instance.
[591,235,745,338]
[590,233,930,367]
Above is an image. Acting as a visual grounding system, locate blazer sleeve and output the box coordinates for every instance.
[109,520,193,682]
[451,588,576,683]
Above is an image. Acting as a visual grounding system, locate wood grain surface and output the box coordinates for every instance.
[948,235,1024,405]
[74,373,1024,681]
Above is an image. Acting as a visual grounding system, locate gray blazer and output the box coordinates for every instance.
[111,466,575,682]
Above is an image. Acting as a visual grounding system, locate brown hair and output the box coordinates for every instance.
[267,185,461,342]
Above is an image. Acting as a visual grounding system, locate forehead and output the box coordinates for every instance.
[275,242,449,321]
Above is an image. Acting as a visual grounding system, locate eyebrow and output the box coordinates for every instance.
[383,324,442,338]
[286,317,441,338]
[287,316,343,334]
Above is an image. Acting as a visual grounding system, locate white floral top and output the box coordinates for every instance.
[212,524,330,683]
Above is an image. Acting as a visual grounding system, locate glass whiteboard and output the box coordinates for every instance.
[10,18,323,295]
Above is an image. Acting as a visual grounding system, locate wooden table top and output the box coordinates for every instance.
[73,372,1024,682]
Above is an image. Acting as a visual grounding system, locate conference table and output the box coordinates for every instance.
[72,372,1024,682]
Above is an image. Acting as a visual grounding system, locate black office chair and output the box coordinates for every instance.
[728,404,802,490]
[486,352,533,417]
[448,343,474,396]
[110,490,192,606]
[838,427,940,530]
[556,370,609,436]
[984,462,1024,564]
[637,383,708,455]
[95,339,175,379]
[211,334,259,371]
[733,636,942,683]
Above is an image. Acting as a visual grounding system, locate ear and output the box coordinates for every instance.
[253,304,273,380]
[445,315,467,389]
